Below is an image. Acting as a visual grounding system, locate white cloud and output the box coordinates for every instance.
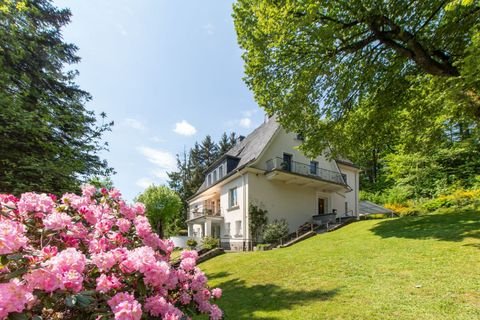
[124,118,146,131]
[137,147,176,188]
[136,177,154,189]
[138,146,176,171]
[202,23,215,35]
[239,117,252,128]
[150,136,166,143]
[116,23,128,36]
[173,120,197,136]
[242,109,258,118]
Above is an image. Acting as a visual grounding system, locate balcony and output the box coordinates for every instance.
[188,203,224,223]
[265,157,347,191]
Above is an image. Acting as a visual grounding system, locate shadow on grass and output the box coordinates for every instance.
[370,208,480,242]
[213,277,339,319]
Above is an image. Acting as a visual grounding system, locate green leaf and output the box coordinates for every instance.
[75,294,95,308]
[8,313,28,320]
[65,295,77,308]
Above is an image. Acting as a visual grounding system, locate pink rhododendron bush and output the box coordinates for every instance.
[0,186,222,320]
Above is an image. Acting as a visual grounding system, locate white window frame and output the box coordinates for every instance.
[235,220,242,236]
[228,187,238,208]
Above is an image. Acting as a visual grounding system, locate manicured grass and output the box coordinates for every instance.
[197,209,480,319]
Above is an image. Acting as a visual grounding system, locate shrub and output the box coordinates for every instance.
[186,238,198,249]
[249,203,268,243]
[202,236,220,250]
[263,219,289,243]
[0,186,222,320]
[422,188,480,212]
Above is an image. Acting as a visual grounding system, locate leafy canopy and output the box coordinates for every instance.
[136,185,182,238]
[233,0,480,157]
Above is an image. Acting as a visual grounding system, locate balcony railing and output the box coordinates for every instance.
[265,157,346,185]
[189,205,222,220]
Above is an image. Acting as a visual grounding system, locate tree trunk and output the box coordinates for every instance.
[157,220,164,239]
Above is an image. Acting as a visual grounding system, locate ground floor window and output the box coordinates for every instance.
[235,220,242,236]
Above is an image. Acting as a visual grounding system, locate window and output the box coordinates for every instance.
[296,133,304,140]
[224,222,231,236]
[213,170,217,182]
[341,173,347,184]
[310,161,318,175]
[219,165,224,179]
[345,202,348,214]
[229,187,238,208]
[207,174,212,186]
[235,220,242,236]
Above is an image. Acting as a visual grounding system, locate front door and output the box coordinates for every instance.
[318,198,326,215]
[212,224,221,239]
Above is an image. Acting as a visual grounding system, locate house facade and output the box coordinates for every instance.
[186,117,360,251]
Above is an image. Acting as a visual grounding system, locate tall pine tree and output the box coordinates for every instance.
[0,0,113,195]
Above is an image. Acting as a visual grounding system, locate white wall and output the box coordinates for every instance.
[248,172,317,233]
[254,128,338,173]
[337,164,360,216]
[219,174,248,245]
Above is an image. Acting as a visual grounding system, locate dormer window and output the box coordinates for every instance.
[219,165,224,179]
[207,174,212,186]
[213,170,217,182]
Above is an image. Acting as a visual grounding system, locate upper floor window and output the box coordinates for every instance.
[207,174,212,186]
[213,170,217,182]
[341,173,347,184]
[296,133,304,140]
[229,187,238,208]
[219,165,224,179]
[310,161,318,175]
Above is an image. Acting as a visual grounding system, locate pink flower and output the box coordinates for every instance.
[108,292,142,320]
[144,295,183,318]
[61,270,84,292]
[91,251,117,272]
[81,185,97,198]
[212,288,222,299]
[17,192,55,216]
[181,250,198,261]
[109,188,122,200]
[210,304,223,320]
[96,274,122,293]
[0,279,34,319]
[43,212,73,231]
[47,247,86,274]
[24,269,62,292]
[179,257,196,272]
[116,218,131,234]
[0,219,28,254]
[143,261,171,288]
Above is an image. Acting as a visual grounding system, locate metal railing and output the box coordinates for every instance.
[265,157,346,185]
[189,205,222,219]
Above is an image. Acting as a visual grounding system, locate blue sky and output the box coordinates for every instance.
[54,0,264,201]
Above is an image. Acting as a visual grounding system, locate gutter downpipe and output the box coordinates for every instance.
[242,172,248,251]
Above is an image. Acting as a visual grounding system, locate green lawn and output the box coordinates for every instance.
[198,209,480,320]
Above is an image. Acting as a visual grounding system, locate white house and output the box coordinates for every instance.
[186,117,360,251]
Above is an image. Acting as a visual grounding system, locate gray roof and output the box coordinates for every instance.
[191,117,280,197]
[359,200,394,215]
[224,117,280,168]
